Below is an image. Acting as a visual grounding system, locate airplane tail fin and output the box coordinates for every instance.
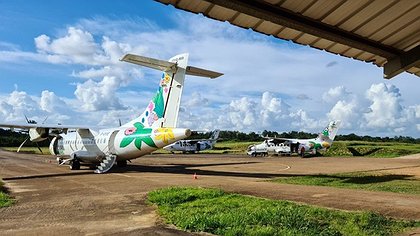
[210,129,220,140]
[319,120,341,141]
[120,53,222,128]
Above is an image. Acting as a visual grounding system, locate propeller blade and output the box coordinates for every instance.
[42,116,48,124]
[36,143,43,154]
[17,137,29,153]
[24,114,29,123]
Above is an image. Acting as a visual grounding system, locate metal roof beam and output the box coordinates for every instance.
[384,45,420,79]
[201,0,402,58]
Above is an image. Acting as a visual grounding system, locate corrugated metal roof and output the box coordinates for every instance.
[155,0,420,79]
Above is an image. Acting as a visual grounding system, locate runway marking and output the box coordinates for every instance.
[279,164,291,171]
[113,173,132,178]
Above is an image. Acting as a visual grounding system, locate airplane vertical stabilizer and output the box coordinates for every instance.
[120,53,222,129]
[120,53,188,128]
[320,120,341,141]
[210,129,220,140]
[162,54,188,128]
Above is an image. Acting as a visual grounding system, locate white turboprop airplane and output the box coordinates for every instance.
[0,53,222,173]
[247,121,341,157]
[163,129,220,153]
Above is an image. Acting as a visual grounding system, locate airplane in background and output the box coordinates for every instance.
[247,120,341,157]
[164,129,220,153]
[0,53,223,173]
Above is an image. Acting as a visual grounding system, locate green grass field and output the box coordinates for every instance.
[272,172,420,195]
[1,146,49,155]
[148,187,419,236]
[0,181,13,207]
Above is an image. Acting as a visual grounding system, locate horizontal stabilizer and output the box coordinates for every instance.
[186,66,223,79]
[121,54,223,78]
[121,54,177,72]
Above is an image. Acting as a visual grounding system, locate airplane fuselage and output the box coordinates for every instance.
[49,125,191,163]
[164,140,214,153]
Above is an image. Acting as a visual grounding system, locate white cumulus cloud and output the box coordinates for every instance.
[40,90,67,113]
[35,27,98,64]
[74,76,126,111]
[364,83,403,128]
[322,86,352,104]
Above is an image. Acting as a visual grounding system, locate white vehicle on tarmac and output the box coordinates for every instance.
[247,139,291,156]
[247,121,341,157]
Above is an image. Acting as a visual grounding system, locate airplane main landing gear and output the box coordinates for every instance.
[70,160,80,170]
[300,147,305,158]
[117,160,127,167]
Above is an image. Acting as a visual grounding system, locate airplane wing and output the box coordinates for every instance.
[184,140,200,144]
[184,139,218,142]
[264,137,298,143]
[0,123,90,130]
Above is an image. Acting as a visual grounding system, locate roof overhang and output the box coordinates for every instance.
[155,0,420,79]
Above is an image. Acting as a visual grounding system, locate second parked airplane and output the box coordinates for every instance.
[164,129,220,153]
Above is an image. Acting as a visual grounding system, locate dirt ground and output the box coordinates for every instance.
[0,150,419,235]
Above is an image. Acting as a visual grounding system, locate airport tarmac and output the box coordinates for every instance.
[0,150,419,235]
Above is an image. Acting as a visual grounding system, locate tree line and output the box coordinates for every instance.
[191,130,420,144]
[0,129,49,147]
[1,128,419,147]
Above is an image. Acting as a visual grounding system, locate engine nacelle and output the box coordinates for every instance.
[49,136,58,155]
[29,127,49,142]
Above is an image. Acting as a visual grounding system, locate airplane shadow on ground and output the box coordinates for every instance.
[3,161,417,185]
[2,161,261,180]
[113,161,290,179]
[115,163,417,184]
[340,174,416,184]
[347,147,382,156]
[2,171,94,181]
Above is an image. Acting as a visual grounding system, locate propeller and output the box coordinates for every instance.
[24,114,37,124]
[17,137,29,153]
[17,115,45,154]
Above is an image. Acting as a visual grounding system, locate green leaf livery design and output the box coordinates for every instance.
[120,122,157,149]
[153,87,165,118]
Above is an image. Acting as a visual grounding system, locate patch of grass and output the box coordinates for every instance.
[208,141,255,154]
[148,187,419,236]
[272,172,420,194]
[0,181,13,207]
[2,146,49,155]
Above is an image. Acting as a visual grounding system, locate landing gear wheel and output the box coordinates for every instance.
[300,147,305,158]
[117,160,127,167]
[70,160,80,170]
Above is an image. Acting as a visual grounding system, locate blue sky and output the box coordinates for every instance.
[0,0,419,137]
